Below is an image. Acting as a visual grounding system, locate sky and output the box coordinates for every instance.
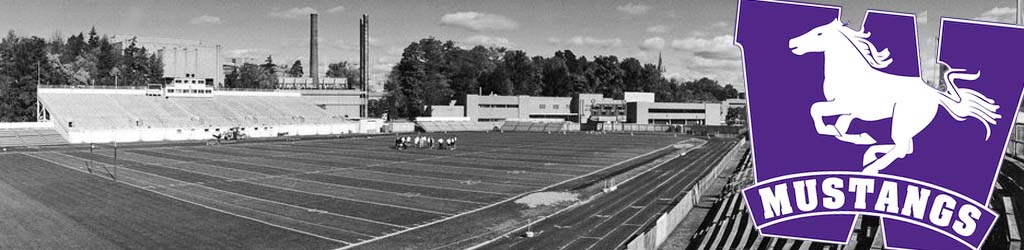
[0,0,1019,91]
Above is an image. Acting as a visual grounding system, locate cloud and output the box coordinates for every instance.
[616,3,652,15]
[667,34,744,88]
[224,49,274,59]
[440,12,518,31]
[189,15,221,24]
[916,11,928,24]
[371,63,394,72]
[671,35,739,60]
[646,25,669,33]
[271,7,318,19]
[329,40,358,51]
[327,5,345,13]
[462,35,514,48]
[549,36,623,48]
[976,7,1015,23]
[639,37,665,51]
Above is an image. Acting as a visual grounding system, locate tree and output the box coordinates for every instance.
[237,63,276,89]
[326,61,359,88]
[287,60,303,77]
[224,68,240,88]
[501,50,541,96]
[261,55,276,75]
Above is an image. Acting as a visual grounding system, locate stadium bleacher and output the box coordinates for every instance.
[40,92,342,131]
[36,89,370,143]
[416,121,501,132]
[0,128,68,148]
[500,120,579,132]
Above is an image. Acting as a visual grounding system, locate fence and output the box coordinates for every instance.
[589,123,746,135]
[619,139,747,250]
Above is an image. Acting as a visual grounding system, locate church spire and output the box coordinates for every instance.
[657,52,664,73]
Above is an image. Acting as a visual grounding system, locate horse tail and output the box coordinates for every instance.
[935,68,1001,140]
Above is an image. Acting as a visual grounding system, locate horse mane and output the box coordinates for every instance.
[836,26,893,69]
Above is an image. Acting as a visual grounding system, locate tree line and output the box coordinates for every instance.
[0,28,163,122]
[381,37,741,119]
[223,56,361,89]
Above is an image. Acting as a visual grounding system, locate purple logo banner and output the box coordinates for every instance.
[735,0,1024,249]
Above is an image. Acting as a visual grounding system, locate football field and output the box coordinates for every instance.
[0,132,686,249]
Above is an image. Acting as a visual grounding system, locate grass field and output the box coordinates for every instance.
[1,132,687,249]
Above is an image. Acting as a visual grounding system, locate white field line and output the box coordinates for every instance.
[607,140,745,250]
[169,147,539,191]
[338,138,700,250]
[121,150,492,206]
[23,152,356,245]
[577,143,732,250]
[242,180,455,216]
[44,151,411,230]
[461,138,717,250]
[251,144,593,179]
[125,141,564,197]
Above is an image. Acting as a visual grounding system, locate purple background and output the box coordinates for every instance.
[736,0,1024,248]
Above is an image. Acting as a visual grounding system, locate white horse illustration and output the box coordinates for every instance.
[788,19,1000,174]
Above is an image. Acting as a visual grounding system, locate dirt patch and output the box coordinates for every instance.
[515,192,578,208]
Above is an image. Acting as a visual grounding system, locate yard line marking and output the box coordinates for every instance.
[122,149,520,199]
[47,151,413,230]
[555,142,732,250]
[242,180,455,216]
[491,140,736,250]
[23,152,356,245]
[122,151,493,206]
[338,138,702,250]
[171,147,539,190]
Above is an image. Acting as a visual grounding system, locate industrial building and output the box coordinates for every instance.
[112,36,224,87]
[430,92,735,126]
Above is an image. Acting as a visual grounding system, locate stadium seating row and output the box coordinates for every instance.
[39,93,344,131]
[499,121,580,132]
[0,128,68,148]
[416,121,501,132]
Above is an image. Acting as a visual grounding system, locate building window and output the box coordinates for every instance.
[479,104,519,108]
[539,104,546,109]
[553,104,559,109]
[648,108,706,114]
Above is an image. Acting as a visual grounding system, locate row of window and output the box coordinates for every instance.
[167,89,213,94]
[648,108,706,114]
[174,79,205,84]
[479,104,519,108]
[478,103,567,109]
[592,110,626,116]
[538,104,561,109]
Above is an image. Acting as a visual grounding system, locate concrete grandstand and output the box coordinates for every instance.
[36,87,383,144]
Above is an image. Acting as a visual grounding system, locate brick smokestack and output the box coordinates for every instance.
[310,13,319,87]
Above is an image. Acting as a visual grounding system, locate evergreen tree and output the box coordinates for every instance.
[287,60,303,77]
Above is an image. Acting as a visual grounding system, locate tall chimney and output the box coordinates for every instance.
[360,14,369,117]
[310,13,319,88]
